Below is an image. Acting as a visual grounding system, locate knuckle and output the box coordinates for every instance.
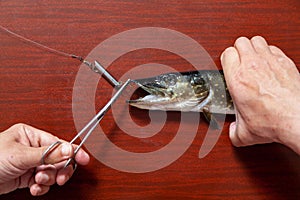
[12,123,26,129]
[9,123,29,136]
[228,70,246,90]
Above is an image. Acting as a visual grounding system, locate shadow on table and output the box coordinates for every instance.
[233,143,300,200]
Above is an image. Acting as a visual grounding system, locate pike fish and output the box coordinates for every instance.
[127,70,235,128]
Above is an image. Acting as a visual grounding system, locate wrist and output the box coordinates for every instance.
[277,105,300,155]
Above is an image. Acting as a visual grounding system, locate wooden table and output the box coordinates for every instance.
[0,0,299,199]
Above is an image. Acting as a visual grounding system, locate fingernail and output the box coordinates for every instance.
[34,185,42,195]
[64,175,70,183]
[41,173,49,182]
[229,122,236,136]
[82,150,89,158]
[230,121,235,129]
[57,175,70,186]
[61,143,72,156]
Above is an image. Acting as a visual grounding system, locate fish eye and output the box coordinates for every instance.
[192,76,205,86]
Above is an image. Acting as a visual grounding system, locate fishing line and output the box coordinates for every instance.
[0,24,122,87]
[0,24,85,63]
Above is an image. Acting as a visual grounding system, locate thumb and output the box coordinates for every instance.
[229,121,243,147]
[229,120,273,147]
[20,142,74,168]
[229,120,254,147]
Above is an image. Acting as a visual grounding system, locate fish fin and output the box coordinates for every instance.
[203,107,220,130]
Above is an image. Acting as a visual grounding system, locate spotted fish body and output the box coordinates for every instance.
[128,70,235,115]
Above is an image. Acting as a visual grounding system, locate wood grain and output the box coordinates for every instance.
[0,0,299,199]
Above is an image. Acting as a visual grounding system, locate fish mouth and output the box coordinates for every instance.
[127,78,208,112]
[127,80,173,110]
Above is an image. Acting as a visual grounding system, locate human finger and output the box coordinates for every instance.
[50,145,90,169]
[13,123,60,147]
[250,36,272,55]
[29,183,50,196]
[234,37,256,60]
[269,45,287,56]
[228,122,243,147]
[35,165,57,186]
[268,45,296,66]
[20,142,74,169]
[229,121,273,147]
[21,124,89,165]
[56,165,74,186]
[8,123,74,167]
[220,46,240,86]
[74,148,90,166]
[52,148,90,185]
[269,45,298,73]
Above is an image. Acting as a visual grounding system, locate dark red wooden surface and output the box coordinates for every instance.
[0,0,299,199]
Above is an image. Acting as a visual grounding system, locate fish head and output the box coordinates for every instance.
[127,71,210,111]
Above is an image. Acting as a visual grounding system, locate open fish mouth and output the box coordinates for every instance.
[127,71,214,112]
[126,80,173,110]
